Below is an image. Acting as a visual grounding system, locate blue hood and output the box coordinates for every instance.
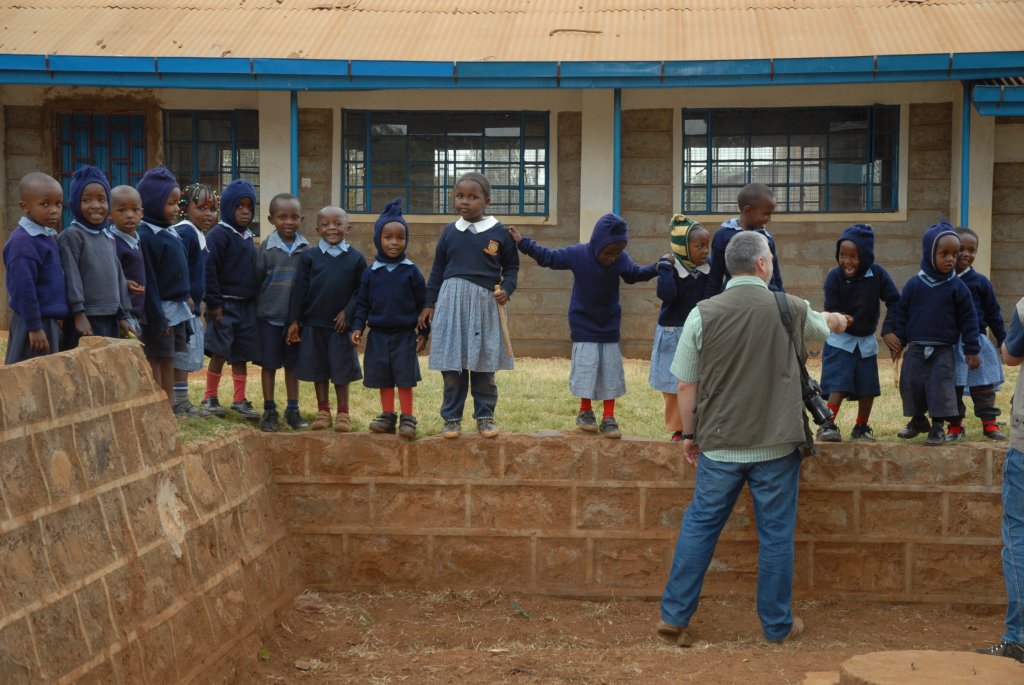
[219,179,257,231]
[835,223,875,279]
[69,165,112,231]
[920,220,959,281]
[374,197,409,263]
[136,166,179,228]
[589,213,629,261]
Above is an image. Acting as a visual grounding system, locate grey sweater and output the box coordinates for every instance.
[254,232,311,324]
[57,223,130,318]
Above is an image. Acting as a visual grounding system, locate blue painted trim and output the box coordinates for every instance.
[973,84,1024,116]
[291,91,299,195]
[159,57,251,74]
[613,88,621,216]
[961,82,971,227]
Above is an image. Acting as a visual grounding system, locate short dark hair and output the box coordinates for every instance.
[736,183,774,211]
[455,172,491,198]
[269,192,300,214]
[955,225,979,243]
[19,171,61,200]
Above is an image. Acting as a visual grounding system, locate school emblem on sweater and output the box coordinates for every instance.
[483,239,500,256]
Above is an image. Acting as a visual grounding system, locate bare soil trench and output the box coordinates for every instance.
[247,590,1005,684]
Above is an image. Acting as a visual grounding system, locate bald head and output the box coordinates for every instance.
[19,172,61,202]
[318,205,347,222]
[111,185,141,205]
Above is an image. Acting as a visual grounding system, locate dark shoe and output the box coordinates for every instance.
[284,407,309,430]
[975,641,1024,663]
[173,400,213,420]
[816,422,841,442]
[600,416,622,439]
[850,423,877,442]
[897,417,931,439]
[369,411,398,434]
[442,419,462,439]
[200,396,227,417]
[671,431,683,442]
[260,409,280,432]
[657,621,694,647]
[923,425,946,446]
[576,410,598,433]
[230,399,260,421]
[772,616,805,643]
[398,414,417,441]
[477,418,499,438]
[945,429,965,443]
[985,427,1008,441]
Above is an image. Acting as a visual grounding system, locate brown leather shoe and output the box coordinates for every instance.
[657,621,694,647]
[334,411,352,433]
[775,616,804,643]
[310,409,332,431]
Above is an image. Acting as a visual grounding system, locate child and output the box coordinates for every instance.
[350,199,428,440]
[202,179,260,420]
[57,165,132,349]
[254,193,311,432]
[703,183,783,297]
[890,221,980,445]
[419,172,519,439]
[3,172,67,364]
[648,215,710,441]
[948,226,1007,441]
[510,212,658,439]
[287,206,365,431]
[816,223,901,442]
[136,166,192,406]
[170,183,218,419]
[108,185,147,337]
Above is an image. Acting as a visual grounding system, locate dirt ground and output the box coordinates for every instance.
[247,590,1007,684]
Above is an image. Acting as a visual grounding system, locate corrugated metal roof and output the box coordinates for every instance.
[0,1,1022,62]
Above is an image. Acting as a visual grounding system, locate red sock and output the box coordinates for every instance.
[398,387,413,415]
[827,403,840,421]
[380,387,395,413]
[603,399,615,418]
[983,420,999,434]
[948,419,964,435]
[204,370,221,401]
[337,404,349,415]
[580,398,592,412]
[856,415,868,426]
[232,373,247,403]
[317,401,330,412]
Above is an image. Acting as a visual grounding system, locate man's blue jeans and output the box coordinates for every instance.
[1003,447,1024,644]
[661,449,801,642]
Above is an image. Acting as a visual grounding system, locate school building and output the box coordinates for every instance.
[1,1,1023,358]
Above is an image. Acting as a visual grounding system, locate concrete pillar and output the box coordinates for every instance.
[951,87,996,274]
[258,91,292,227]
[579,90,615,241]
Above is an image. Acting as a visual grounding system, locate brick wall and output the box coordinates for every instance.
[991,156,1024,323]
[273,433,1005,605]
[297,107,333,241]
[0,338,300,684]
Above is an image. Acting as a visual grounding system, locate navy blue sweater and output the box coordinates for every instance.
[204,221,256,309]
[958,267,1007,345]
[3,225,68,329]
[111,232,147,321]
[137,221,190,332]
[890,276,980,354]
[656,266,707,327]
[351,262,428,335]
[518,216,658,343]
[425,221,519,306]
[288,246,367,329]
[175,221,207,315]
[823,224,900,337]
[703,219,784,297]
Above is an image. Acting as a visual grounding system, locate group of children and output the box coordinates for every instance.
[3,168,1009,444]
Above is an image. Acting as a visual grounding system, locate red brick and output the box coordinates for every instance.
[376,484,465,528]
[104,562,147,634]
[859,491,944,537]
[948,492,1002,538]
[163,464,199,530]
[131,402,179,466]
[281,483,370,528]
[0,359,52,426]
[431,536,531,587]
[796,490,855,536]
[295,534,347,587]
[168,599,215,673]
[109,636,148,685]
[470,485,571,530]
[120,472,163,551]
[503,435,590,480]
[44,352,96,417]
[77,658,119,685]
[75,578,118,657]
[40,499,117,585]
[205,570,248,639]
[216,509,245,567]
[593,439,689,482]
[800,445,886,484]
[407,436,501,479]
[138,544,195,621]
[536,537,588,589]
[138,620,177,685]
[643,487,692,530]
[211,442,245,503]
[0,618,43,685]
[593,538,670,592]
[0,434,50,517]
[237,434,271,484]
[267,433,308,476]
[911,544,1004,598]
[181,452,224,516]
[33,424,89,503]
[186,518,221,587]
[98,488,135,559]
[237,491,271,552]
[80,338,155,405]
[30,593,89,681]
[814,543,906,594]
[577,487,640,530]
[74,415,127,488]
[882,444,988,486]
[311,435,403,477]
[349,534,429,585]
[110,407,145,475]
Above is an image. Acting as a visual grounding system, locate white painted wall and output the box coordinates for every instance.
[257,91,292,227]
[578,90,615,241]
[951,87,997,275]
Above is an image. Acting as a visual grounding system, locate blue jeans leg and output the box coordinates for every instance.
[660,454,747,628]
[440,370,469,420]
[748,449,802,641]
[470,371,497,420]
[1003,447,1024,644]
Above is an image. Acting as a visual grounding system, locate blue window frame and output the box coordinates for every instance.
[56,112,147,228]
[342,110,549,216]
[682,105,899,213]
[163,110,260,197]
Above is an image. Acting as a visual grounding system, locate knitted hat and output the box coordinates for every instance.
[835,223,875,279]
[373,198,409,263]
[669,214,705,270]
[920,220,959,282]
[589,213,629,260]
[136,166,179,228]
[219,179,257,230]
[69,165,112,231]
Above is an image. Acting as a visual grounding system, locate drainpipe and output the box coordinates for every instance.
[613,88,622,215]
[960,82,971,227]
[290,90,299,196]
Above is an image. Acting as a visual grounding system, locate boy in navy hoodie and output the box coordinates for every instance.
[890,221,980,445]
[816,223,901,442]
[108,185,146,337]
[703,183,783,297]
[509,213,658,438]
[202,179,260,420]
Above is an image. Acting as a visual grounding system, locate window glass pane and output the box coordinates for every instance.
[167,112,192,140]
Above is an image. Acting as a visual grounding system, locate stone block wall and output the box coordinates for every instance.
[296,107,333,240]
[992,153,1024,322]
[0,338,299,685]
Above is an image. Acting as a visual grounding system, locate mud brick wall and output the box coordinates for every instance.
[0,338,299,685]
[273,433,1005,605]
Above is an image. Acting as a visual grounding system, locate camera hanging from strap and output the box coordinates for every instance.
[773,291,817,458]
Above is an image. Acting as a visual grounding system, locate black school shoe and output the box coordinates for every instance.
[599,416,622,439]
[897,416,931,439]
[816,422,841,442]
[576,410,598,432]
[850,424,877,442]
[230,399,261,421]
[369,411,398,434]
[260,409,280,432]
[975,641,1024,663]
[923,425,946,446]
[985,427,1008,441]
[284,407,309,430]
[398,414,417,441]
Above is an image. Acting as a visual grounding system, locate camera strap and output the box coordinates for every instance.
[773,291,816,458]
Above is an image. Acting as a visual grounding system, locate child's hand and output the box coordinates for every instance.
[493,286,509,306]
[208,307,224,324]
[118,319,134,339]
[657,254,674,271]
[286,322,301,345]
[74,312,93,336]
[966,353,981,370]
[883,333,902,357]
[351,330,362,346]
[334,311,347,333]
[28,328,50,354]
[507,225,523,244]
[416,335,426,353]
[844,314,854,327]
[127,280,145,295]
[418,307,434,330]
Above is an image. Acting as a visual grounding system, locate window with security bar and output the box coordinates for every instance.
[163,109,260,202]
[342,111,549,216]
[682,106,899,214]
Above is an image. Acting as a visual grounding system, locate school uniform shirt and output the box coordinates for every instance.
[424,217,519,306]
[703,218,784,297]
[288,240,367,329]
[3,217,68,329]
[109,227,147,321]
[57,221,131,318]
[254,230,311,325]
[350,259,428,335]
[204,221,257,310]
[957,266,1007,346]
[656,261,709,327]
[137,220,191,332]
[174,220,208,316]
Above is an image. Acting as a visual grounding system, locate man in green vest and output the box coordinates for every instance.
[658,230,849,646]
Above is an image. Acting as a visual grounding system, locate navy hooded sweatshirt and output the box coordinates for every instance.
[957,266,1006,346]
[517,213,658,343]
[205,179,257,309]
[136,166,189,332]
[703,218,784,297]
[889,222,979,355]
[822,223,900,338]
